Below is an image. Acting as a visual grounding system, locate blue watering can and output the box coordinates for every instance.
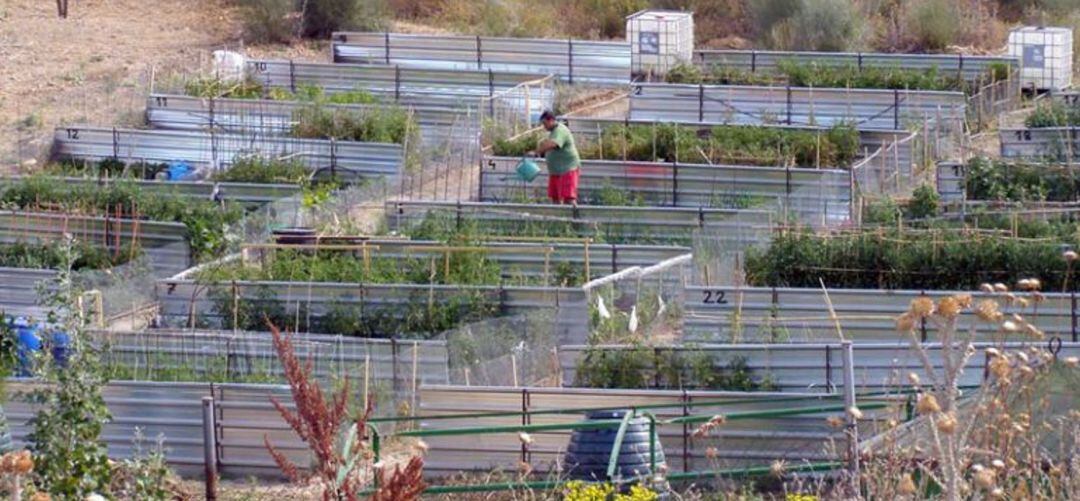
[515,157,541,182]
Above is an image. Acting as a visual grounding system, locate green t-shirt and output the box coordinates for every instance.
[544,124,580,175]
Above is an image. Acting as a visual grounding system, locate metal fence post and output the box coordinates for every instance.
[202,396,218,501]
[841,341,860,491]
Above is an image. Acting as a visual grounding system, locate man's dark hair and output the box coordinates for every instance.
[539,110,556,121]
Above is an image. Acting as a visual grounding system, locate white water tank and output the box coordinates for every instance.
[1008,26,1073,91]
[626,10,694,77]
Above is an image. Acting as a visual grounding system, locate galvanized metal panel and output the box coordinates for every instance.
[90,328,451,387]
[52,126,404,182]
[145,94,477,148]
[0,268,56,319]
[683,286,1076,343]
[247,60,553,101]
[331,32,631,84]
[694,50,1019,82]
[936,162,965,202]
[628,83,966,131]
[999,127,1080,160]
[0,211,191,276]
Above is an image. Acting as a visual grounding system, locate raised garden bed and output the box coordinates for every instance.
[0,176,241,261]
[492,122,860,169]
[746,225,1080,291]
[667,60,1010,95]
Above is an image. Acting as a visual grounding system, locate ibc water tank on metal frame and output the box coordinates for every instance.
[626,10,695,79]
[1008,26,1073,91]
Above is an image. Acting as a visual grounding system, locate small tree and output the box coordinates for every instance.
[27,239,113,498]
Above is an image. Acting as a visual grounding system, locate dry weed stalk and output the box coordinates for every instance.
[264,323,426,500]
[879,275,1080,500]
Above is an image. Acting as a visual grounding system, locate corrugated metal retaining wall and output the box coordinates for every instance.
[558,342,1080,392]
[999,127,1080,161]
[90,328,450,388]
[331,32,631,84]
[479,157,852,226]
[51,126,404,182]
[145,93,476,148]
[936,161,965,202]
[628,83,966,131]
[154,279,589,343]
[4,379,307,478]
[0,211,191,275]
[0,268,56,319]
[682,286,1077,343]
[418,385,892,476]
[247,60,552,102]
[693,50,1018,82]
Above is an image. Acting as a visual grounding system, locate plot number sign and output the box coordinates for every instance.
[639,32,660,55]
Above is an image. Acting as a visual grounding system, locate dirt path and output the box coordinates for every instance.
[0,0,248,168]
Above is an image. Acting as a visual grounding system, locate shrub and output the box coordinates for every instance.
[907,0,961,51]
[301,0,390,38]
[291,104,418,145]
[214,155,311,184]
[906,184,941,219]
[964,157,1080,202]
[750,0,802,39]
[788,0,863,51]
[668,60,981,94]
[745,226,1080,291]
[574,346,776,391]
[237,0,296,44]
[1025,101,1080,128]
[0,242,135,271]
[184,75,264,99]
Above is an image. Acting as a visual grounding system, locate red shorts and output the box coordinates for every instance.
[547,168,579,202]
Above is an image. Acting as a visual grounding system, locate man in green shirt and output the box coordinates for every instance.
[530,110,581,204]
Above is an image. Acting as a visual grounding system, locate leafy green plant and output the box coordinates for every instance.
[184,75,264,99]
[214,155,311,184]
[906,184,941,220]
[667,59,1003,94]
[27,242,114,499]
[0,242,135,270]
[0,176,243,261]
[493,123,861,169]
[574,346,775,391]
[291,103,418,145]
[1025,101,1080,128]
[746,225,1080,291]
[964,157,1080,202]
[112,432,172,501]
